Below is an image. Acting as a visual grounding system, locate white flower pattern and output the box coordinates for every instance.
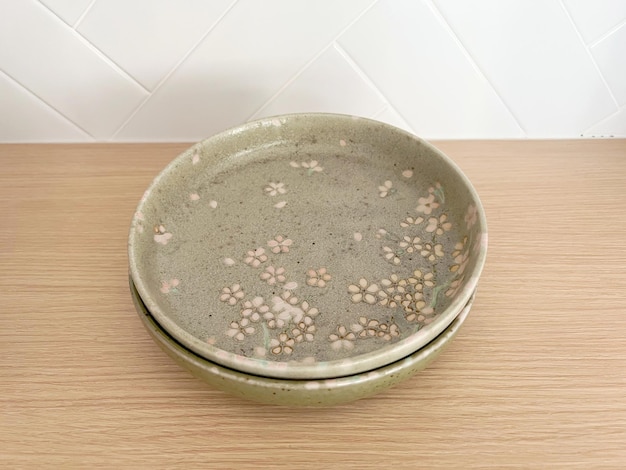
[244,247,268,268]
[378,180,394,198]
[226,318,255,341]
[264,182,286,196]
[268,235,293,254]
[219,284,244,305]
[153,225,172,245]
[416,194,439,214]
[260,265,286,285]
[348,278,379,304]
[329,326,356,351]
[306,267,331,287]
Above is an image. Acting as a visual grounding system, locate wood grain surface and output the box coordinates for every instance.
[2,140,626,469]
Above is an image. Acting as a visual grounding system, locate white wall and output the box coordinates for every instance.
[1,0,624,142]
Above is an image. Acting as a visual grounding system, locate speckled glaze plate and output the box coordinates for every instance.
[128,113,487,380]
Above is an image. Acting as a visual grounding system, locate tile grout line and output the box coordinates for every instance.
[581,103,625,135]
[588,17,626,49]
[72,0,98,29]
[36,0,71,27]
[0,68,95,140]
[332,43,415,129]
[559,0,621,110]
[109,0,241,141]
[371,103,393,119]
[425,0,527,137]
[246,0,379,121]
[34,0,152,97]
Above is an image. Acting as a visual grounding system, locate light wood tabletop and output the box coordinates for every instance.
[2,140,626,469]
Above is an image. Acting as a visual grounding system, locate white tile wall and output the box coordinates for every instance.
[1,0,624,142]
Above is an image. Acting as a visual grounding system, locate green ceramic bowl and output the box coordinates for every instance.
[130,276,474,407]
[128,113,487,381]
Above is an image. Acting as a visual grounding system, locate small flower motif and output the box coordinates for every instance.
[400,216,424,228]
[450,250,469,274]
[377,290,402,308]
[278,290,299,307]
[377,322,401,341]
[376,229,388,240]
[263,310,291,329]
[270,333,295,355]
[415,306,436,325]
[226,318,255,341]
[412,269,435,288]
[299,300,319,319]
[450,237,469,274]
[306,267,331,287]
[348,278,379,304]
[420,242,445,262]
[356,320,401,341]
[153,225,172,245]
[452,237,468,258]
[268,235,293,254]
[428,182,442,193]
[352,317,380,338]
[219,284,244,305]
[160,278,179,294]
[400,291,425,314]
[380,274,403,294]
[382,246,402,265]
[403,294,428,322]
[301,160,323,173]
[378,180,394,198]
[266,291,303,327]
[329,325,356,351]
[446,276,465,298]
[264,182,286,196]
[465,204,478,229]
[426,214,452,235]
[244,247,268,268]
[292,316,316,342]
[402,169,413,178]
[401,275,424,293]
[240,296,269,322]
[399,235,422,253]
[416,194,439,215]
[260,265,286,285]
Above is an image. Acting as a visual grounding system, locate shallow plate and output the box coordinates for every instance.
[130,276,474,406]
[128,113,487,379]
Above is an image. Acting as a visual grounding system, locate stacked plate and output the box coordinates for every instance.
[127,114,487,406]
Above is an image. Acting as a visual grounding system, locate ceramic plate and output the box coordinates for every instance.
[128,113,487,380]
[130,275,475,406]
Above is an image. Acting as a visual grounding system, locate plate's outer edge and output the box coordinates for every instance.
[128,113,487,380]
[129,275,474,407]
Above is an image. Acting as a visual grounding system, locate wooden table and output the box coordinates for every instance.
[2,140,626,469]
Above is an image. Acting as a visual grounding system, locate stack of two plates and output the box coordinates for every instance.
[127,114,487,406]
